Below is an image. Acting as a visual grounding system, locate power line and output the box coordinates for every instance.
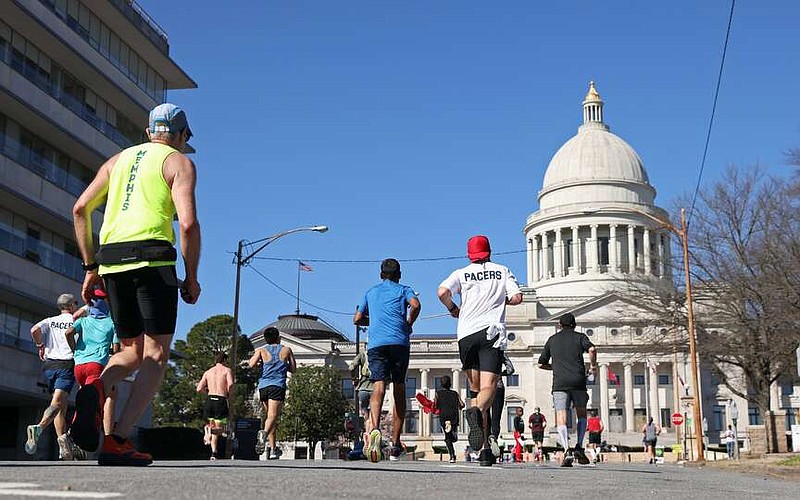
[246,264,455,322]
[688,0,736,224]
[247,264,353,316]
[251,249,527,264]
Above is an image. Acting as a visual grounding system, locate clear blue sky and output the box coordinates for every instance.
[137,0,799,341]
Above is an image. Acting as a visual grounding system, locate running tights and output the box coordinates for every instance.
[576,417,587,448]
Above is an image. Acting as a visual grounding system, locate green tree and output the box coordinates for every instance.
[276,365,349,455]
[153,314,257,428]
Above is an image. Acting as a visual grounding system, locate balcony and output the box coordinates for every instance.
[0,135,89,198]
[0,44,133,149]
[38,0,168,55]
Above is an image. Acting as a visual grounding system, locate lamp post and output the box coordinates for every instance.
[585,206,705,462]
[227,225,328,457]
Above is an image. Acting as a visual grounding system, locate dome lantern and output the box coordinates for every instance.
[582,81,606,129]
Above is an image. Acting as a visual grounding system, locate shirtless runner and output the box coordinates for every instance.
[196,352,234,460]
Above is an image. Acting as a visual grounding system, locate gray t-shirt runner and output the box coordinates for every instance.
[538,328,594,392]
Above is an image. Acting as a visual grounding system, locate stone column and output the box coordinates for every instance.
[643,227,652,275]
[421,368,430,436]
[532,236,540,282]
[542,232,550,279]
[609,224,618,271]
[527,237,535,284]
[600,362,610,430]
[590,224,599,272]
[452,368,461,396]
[554,229,563,277]
[770,381,781,411]
[657,232,666,277]
[572,226,580,274]
[649,362,660,426]
[624,363,635,432]
[627,225,636,273]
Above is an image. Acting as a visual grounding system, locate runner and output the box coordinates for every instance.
[71,103,201,466]
[438,235,523,467]
[586,409,604,463]
[538,313,597,467]
[196,352,234,460]
[354,258,421,462]
[642,416,661,464]
[434,375,464,463]
[512,407,525,462]
[26,294,79,460]
[64,290,119,457]
[348,349,373,447]
[527,406,547,462]
[249,327,296,459]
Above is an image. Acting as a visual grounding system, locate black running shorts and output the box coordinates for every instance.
[203,395,229,422]
[103,266,179,339]
[589,431,602,445]
[259,385,286,402]
[458,328,502,374]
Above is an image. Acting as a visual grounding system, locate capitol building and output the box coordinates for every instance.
[252,83,798,457]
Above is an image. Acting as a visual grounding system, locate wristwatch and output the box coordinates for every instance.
[81,261,99,271]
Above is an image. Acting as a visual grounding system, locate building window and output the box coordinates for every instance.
[787,409,796,429]
[713,405,725,436]
[598,237,609,266]
[658,375,670,385]
[507,332,516,342]
[634,375,645,386]
[585,328,594,336]
[565,239,573,268]
[434,377,444,391]
[635,327,643,337]
[405,377,417,399]
[748,407,761,426]
[404,410,418,434]
[610,328,619,336]
[659,328,668,337]
[506,406,521,433]
[341,379,354,400]
[780,382,794,397]
[506,374,519,387]
[661,408,672,429]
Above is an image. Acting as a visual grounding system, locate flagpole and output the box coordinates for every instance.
[644,357,650,422]
[295,260,301,315]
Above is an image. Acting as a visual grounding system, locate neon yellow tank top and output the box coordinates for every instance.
[99,142,178,275]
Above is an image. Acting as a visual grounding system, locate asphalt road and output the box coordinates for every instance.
[0,459,796,499]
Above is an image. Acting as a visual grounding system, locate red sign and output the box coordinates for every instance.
[672,413,685,426]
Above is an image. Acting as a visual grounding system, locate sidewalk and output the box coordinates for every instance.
[694,454,800,482]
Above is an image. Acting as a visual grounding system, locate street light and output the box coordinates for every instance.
[227,225,328,457]
[584,206,705,462]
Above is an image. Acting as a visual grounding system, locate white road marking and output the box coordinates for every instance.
[0,482,122,498]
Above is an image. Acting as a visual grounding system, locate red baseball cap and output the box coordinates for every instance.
[467,235,491,262]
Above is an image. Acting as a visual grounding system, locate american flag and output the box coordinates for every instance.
[299,261,313,272]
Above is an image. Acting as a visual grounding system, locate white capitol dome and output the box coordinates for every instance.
[538,82,656,211]
[523,82,671,296]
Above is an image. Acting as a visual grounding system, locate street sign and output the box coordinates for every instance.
[672,413,685,426]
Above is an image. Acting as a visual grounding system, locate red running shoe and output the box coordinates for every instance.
[98,435,153,466]
[70,379,104,452]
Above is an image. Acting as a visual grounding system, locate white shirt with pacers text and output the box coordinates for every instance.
[439,261,521,343]
[35,313,74,361]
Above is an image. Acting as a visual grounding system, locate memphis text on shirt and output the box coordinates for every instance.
[464,270,503,281]
[122,149,147,211]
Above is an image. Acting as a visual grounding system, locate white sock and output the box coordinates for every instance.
[557,425,569,451]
